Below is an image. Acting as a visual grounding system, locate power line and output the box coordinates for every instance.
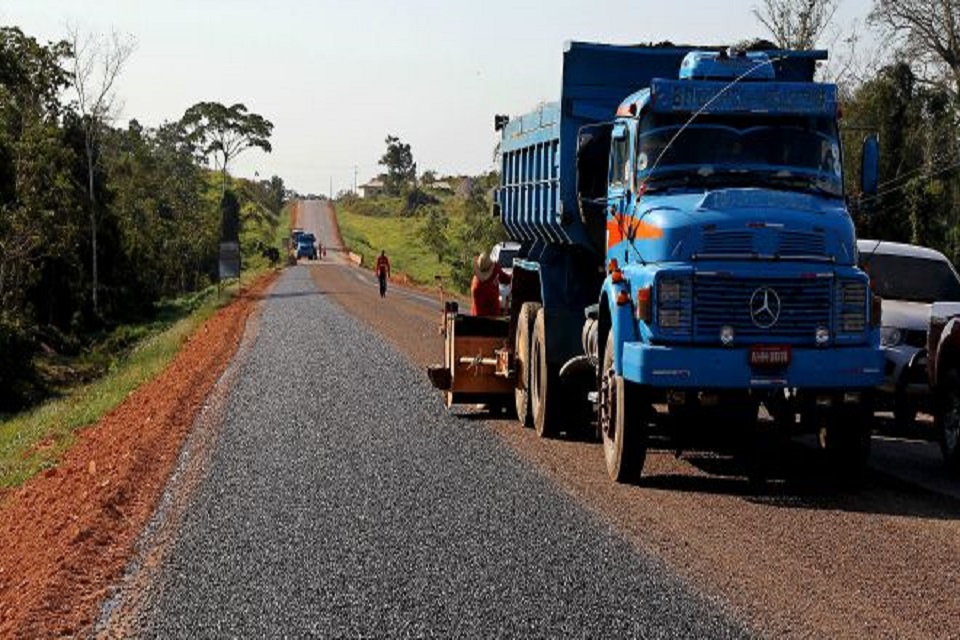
[860,157,960,207]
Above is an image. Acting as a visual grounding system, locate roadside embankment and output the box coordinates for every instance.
[0,272,277,638]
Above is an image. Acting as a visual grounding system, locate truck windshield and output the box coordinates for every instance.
[637,112,843,197]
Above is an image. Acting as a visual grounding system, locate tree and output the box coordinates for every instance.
[0,27,76,319]
[871,0,960,94]
[180,101,273,194]
[379,134,415,195]
[753,0,839,49]
[451,173,506,290]
[419,206,449,263]
[67,26,135,315]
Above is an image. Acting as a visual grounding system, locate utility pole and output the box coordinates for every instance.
[329,176,333,200]
[354,165,358,194]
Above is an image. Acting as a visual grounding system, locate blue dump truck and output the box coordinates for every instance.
[429,42,884,483]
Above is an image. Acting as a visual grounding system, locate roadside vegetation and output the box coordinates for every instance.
[336,136,504,295]
[0,26,290,414]
[0,276,260,489]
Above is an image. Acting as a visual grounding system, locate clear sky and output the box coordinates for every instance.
[2,0,874,194]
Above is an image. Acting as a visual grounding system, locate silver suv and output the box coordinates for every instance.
[858,239,960,427]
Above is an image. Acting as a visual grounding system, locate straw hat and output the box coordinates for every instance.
[474,252,495,281]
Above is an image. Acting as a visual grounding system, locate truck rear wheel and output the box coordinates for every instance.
[938,368,960,474]
[531,308,562,438]
[599,336,647,482]
[514,302,540,429]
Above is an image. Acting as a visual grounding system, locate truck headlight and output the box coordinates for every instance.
[880,326,903,347]
[838,281,867,334]
[659,309,681,328]
[655,276,691,334]
[658,280,682,304]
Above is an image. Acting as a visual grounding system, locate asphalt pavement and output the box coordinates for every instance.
[126,266,748,637]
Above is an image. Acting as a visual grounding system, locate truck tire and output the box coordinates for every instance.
[938,368,960,474]
[514,302,541,429]
[531,307,562,438]
[599,336,647,482]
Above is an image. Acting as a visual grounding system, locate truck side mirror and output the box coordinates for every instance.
[861,134,879,197]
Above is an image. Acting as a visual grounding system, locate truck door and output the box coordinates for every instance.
[607,122,633,255]
[577,123,613,253]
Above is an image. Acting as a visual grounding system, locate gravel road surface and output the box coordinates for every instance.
[124,266,747,637]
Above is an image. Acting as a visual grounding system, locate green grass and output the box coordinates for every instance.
[336,204,467,291]
[0,273,264,490]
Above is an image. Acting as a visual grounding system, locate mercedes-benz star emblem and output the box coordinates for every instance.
[749,287,781,329]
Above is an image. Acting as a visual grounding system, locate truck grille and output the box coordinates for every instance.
[702,231,753,255]
[693,274,832,344]
[700,230,826,257]
[778,231,825,257]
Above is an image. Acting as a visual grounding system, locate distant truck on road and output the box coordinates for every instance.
[430,42,884,483]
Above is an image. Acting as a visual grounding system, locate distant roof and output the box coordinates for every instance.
[361,179,384,188]
[857,239,949,262]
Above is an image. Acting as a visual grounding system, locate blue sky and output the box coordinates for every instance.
[2,0,874,194]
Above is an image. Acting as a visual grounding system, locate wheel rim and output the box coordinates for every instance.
[531,338,542,412]
[945,389,960,453]
[600,367,616,441]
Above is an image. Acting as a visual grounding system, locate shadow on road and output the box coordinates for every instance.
[640,445,960,522]
[451,400,960,520]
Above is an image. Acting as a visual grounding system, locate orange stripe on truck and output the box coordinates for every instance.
[607,214,663,249]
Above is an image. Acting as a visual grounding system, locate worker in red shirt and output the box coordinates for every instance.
[375,250,391,298]
[471,252,511,316]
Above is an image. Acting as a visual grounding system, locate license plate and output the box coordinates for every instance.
[749,345,791,368]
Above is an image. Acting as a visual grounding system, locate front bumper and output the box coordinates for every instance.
[622,342,884,389]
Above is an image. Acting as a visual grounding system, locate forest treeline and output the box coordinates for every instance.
[0,26,284,410]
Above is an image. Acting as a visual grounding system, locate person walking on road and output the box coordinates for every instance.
[376,250,391,298]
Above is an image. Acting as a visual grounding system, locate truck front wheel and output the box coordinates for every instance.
[599,336,647,483]
[514,302,541,429]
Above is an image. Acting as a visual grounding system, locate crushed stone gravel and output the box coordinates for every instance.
[127,266,749,638]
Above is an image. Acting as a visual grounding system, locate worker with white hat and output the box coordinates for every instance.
[471,251,511,316]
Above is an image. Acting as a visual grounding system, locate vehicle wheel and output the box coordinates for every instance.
[531,308,563,438]
[819,402,872,477]
[599,335,648,483]
[938,368,960,474]
[514,302,541,428]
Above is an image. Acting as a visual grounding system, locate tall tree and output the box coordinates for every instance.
[871,0,960,94]
[180,101,273,194]
[753,0,839,49]
[66,26,135,315]
[379,134,415,196]
[0,27,76,318]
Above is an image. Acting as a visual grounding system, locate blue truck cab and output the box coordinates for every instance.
[495,42,883,482]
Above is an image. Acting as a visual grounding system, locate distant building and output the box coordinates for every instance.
[359,178,385,199]
[429,181,453,193]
